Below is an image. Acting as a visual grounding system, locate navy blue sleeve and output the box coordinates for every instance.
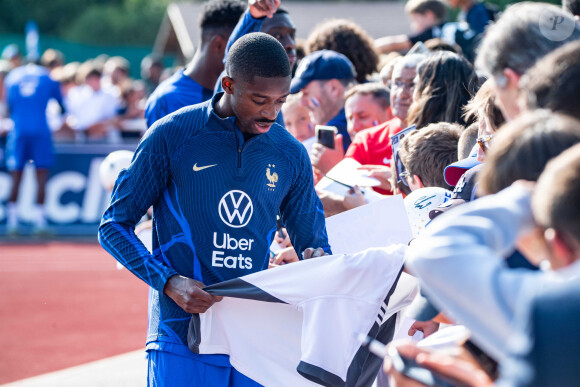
[224,9,265,64]
[280,146,332,256]
[214,9,264,93]
[99,123,179,291]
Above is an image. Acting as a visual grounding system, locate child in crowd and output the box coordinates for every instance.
[399,122,462,191]
[282,93,316,156]
[375,0,447,54]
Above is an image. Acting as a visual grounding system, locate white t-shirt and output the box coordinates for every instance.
[66,85,118,130]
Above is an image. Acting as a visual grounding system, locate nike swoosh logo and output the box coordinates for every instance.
[193,163,217,172]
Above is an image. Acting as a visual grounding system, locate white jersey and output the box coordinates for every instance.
[188,246,418,386]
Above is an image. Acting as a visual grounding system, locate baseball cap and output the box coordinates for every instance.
[290,50,356,94]
[429,163,482,220]
[444,143,481,187]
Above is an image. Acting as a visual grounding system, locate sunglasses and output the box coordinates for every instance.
[477,134,494,154]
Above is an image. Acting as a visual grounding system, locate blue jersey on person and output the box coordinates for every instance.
[144,69,213,127]
[99,93,330,363]
[7,64,63,135]
[5,64,63,171]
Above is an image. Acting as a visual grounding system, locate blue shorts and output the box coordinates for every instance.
[147,350,263,387]
[5,132,54,171]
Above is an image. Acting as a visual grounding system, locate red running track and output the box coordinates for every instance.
[0,242,148,384]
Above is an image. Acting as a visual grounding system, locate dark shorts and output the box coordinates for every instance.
[5,132,54,171]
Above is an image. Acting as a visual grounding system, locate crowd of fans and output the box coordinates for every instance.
[0,46,166,143]
[3,0,580,385]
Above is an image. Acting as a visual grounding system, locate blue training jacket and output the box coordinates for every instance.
[99,93,331,355]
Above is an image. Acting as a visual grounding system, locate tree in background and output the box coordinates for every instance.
[0,0,170,46]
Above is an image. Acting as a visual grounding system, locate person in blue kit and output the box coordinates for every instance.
[99,33,330,386]
[144,0,245,127]
[5,62,64,236]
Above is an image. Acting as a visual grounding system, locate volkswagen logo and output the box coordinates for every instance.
[218,190,253,228]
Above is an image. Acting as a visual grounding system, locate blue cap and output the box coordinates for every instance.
[290,50,356,94]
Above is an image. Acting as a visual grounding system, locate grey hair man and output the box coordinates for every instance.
[475,2,580,120]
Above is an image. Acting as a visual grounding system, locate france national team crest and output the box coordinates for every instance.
[218,190,253,228]
[266,164,278,191]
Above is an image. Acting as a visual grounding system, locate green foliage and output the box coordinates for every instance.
[0,0,122,35]
[0,0,564,46]
[62,1,168,46]
[0,0,170,46]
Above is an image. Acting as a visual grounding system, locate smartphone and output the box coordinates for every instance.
[316,125,337,149]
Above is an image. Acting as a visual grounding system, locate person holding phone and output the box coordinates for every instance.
[289,50,357,174]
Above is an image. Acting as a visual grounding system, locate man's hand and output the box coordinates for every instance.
[274,227,292,248]
[383,343,493,387]
[302,247,328,259]
[343,185,366,210]
[408,320,440,338]
[357,165,392,192]
[311,134,345,175]
[164,275,223,314]
[249,0,280,19]
[269,246,299,268]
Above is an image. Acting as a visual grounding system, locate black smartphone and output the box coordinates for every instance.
[316,125,337,149]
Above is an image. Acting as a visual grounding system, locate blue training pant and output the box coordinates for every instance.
[147,350,262,387]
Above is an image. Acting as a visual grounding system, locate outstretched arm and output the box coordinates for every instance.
[98,122,220,312]
[280,147,332,258]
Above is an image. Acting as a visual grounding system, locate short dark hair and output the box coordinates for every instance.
[275,6,289,15]
[199,0,246,43]
[521,40,580,121]
[563,0,580,16]
[345,83,390,110]
[399,122,462,189]
[405,0,447,22]
[478,110,580,195]
[533,143,580,244]
[226,32,291,83]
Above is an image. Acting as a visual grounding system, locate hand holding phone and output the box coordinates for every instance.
[359,335,471,387]
[316,125,338,149]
